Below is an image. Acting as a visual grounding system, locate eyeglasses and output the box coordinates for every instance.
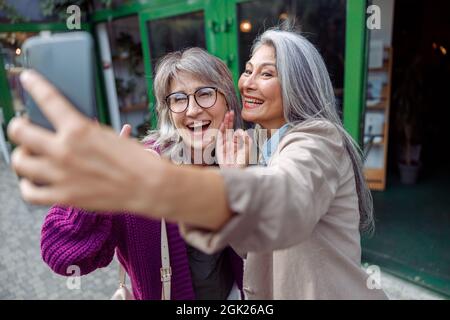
[165,86,219,113]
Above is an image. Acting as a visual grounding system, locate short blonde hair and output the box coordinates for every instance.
[142,47,242,160]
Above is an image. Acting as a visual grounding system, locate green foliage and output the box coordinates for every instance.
[0,0,27,22]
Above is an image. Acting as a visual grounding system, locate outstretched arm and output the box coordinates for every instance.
[8,70,231,230]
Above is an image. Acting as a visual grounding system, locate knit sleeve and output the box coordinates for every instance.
[41,205,119,276]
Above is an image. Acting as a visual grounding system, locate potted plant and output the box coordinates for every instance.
[394,56,424,185]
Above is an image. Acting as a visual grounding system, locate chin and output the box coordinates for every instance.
[242,110,262,124]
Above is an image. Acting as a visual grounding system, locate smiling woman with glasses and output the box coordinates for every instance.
[36,47,245,301]
[146,48,243,160]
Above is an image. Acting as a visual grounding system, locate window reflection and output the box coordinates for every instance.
[0,32,37,116]
[93,0,133,11]
[147,11,206,72]
[0,0,85,23]
[105,15,148,137]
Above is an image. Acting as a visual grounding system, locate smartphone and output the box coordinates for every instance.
[21,31,97,131]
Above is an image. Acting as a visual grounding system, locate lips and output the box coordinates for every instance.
[186,120,212,132]
[243,96,264,109]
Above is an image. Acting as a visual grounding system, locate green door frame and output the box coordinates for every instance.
[138,0,235,128]
[0,22,109,127]
[343,0,368,145]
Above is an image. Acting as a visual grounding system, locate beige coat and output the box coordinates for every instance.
[181,120,388,299]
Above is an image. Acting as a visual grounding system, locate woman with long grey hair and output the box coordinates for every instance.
[10,29,387,299]
[244,27,375,235]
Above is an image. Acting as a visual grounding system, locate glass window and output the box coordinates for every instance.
[362,0,395,191]
[93,0,133,11]
[147,11,206,72]
[0,0,86,23]
[237,0,346,112]
[104,15,148,137]
[0,32,38,116]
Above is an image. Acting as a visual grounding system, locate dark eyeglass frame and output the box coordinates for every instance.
[165,86,219,113]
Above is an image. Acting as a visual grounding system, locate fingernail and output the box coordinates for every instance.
[7,118,20,140]
[20,70,33,86]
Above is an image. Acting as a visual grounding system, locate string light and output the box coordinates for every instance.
[279,12,289,20]
[240,20,252,33]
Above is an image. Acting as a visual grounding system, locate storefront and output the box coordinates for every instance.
[0,0,361,136]
[0,0,448,297]
[361,0,450,297]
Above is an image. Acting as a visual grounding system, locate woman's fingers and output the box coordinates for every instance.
[19,70,87,131]
[231,129,252,167]
[225,111,234,130]
[119,124,132,138]
[144,149,161,158]
[217,123,225,149]
[218,121,225,136]
[7,117,56,156]
[19,178,71,206]
[11,147,63,185]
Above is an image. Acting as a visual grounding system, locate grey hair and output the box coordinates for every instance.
[142,47,243,159]
[252,27,374,235]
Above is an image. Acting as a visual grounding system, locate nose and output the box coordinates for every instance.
[240,73,257,93]
[185,95,203,117]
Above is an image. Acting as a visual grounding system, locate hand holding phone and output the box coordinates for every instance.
[21,31,97,131]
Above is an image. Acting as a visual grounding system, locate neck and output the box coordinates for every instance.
[260,120,287,138]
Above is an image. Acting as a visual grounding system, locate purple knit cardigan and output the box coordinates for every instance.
[41,141,243,299]
[41,206,243,299]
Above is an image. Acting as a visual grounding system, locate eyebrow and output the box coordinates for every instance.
[245,61,277,68]
[169,86,210,95]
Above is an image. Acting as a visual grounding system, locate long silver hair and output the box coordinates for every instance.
[143,47,243,160]
[252,27,374,235]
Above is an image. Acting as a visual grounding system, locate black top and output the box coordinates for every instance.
[186,244,235,300]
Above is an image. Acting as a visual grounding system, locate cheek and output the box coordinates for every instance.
[171,114,184,130]
[264,81,282,103]
[210,100,228,127]
[238,76,244,93]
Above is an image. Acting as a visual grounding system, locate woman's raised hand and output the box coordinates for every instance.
[119,124,132,138]
[216,110,252,169]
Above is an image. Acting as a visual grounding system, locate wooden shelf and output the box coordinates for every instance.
[364,168,385,191]
[366,101,388,110]
[369,63,389,72]
[364,47,393,191]
[120,102,148,113]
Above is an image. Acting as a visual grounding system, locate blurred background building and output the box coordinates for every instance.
[0,0,448,298]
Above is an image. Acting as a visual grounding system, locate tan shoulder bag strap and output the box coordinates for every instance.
[160,218,171,300]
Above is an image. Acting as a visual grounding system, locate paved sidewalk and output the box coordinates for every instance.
[0,158,116,299]
[0,157,446,300]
